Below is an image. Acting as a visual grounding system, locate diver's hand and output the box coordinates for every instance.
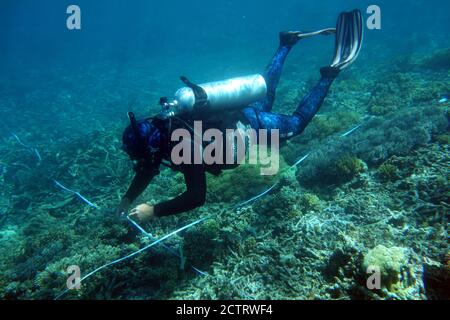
[115,198,131,216]
[129,204,155,222]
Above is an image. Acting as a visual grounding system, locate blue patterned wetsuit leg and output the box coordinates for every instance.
[242,44,337,141]
[249,45,292,112]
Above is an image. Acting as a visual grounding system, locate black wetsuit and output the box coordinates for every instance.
[124,112,248,217]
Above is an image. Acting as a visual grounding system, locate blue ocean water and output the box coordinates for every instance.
[1,0,448,129]
[0,0,449,300]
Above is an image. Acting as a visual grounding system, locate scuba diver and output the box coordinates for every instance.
[117,10,364,222]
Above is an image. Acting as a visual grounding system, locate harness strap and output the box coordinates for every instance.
[180,76,209,111]
[251,107,263,130]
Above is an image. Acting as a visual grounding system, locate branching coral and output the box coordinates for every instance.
[377,163,399,182]
[296,105,447,188]
[0,45,448,301]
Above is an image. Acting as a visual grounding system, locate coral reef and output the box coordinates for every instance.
[0,44,449,301]
[377,163,399,182]
[361,245,426,299]
[363,246,408,288]
[206,155,287,203]
[419,48,450,70]
[295,105,448,189]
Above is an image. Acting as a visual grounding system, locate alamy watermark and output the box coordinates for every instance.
[366,265,381,290]
[367,5,382,30]
[170,121,280,176]
[66,5,81,30]
[66,265,81,290]
[66,5,382,31]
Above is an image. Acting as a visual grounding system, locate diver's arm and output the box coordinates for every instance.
[153,164,206,217]
[124,171,155,202]
[118,166,159,214]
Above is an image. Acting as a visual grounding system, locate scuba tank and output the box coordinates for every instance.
[159,74,267,118]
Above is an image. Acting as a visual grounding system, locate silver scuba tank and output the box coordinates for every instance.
[161,74,267,117]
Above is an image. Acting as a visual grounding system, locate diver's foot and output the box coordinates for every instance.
[320,66,341,79]
[279,31,302,47]
[280,28,336,47]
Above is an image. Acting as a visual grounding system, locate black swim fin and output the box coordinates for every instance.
[330,9,364,70]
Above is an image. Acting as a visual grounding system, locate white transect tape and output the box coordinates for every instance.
[55,217,207,299]
[126,216,208,276]
[53,180,100,209]
[11,133,42,162]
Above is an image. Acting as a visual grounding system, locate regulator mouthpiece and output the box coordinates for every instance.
[157,98,178,119]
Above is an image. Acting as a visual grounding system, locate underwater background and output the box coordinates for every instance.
[0,0,448,299]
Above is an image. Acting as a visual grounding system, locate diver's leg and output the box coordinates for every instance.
[293,9,363,125]
[291,9,364,130]
[249,36,294,113]
[244,10,363,137]
[251,30,335,113]
[242,67,338,139]
[292,67,337,132]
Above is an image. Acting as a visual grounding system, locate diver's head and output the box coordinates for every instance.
[122,112,162,163]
